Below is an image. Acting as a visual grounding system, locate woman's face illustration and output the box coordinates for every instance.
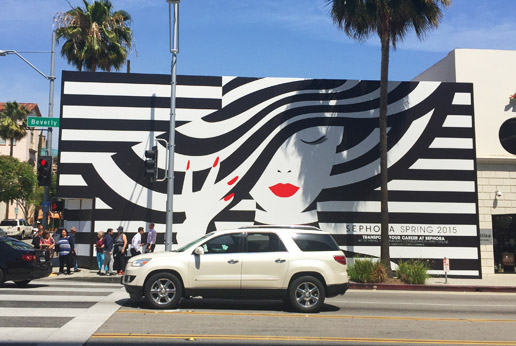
[250,126,343,215]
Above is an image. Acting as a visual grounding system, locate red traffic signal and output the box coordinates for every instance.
[37,156,52,186]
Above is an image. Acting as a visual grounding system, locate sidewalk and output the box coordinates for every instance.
[350,274,516,292]
[46,266,516,292]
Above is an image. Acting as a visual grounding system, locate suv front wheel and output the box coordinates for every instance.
[144,272,183,309]
[288,276,325,313]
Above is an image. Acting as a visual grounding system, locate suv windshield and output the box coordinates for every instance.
[292,233,340,251]
[175,232,213,252]
[0,220,17,227]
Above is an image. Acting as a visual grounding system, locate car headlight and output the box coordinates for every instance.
[131,258,152,267]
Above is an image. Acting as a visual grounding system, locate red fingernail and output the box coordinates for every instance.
[227,176,238,185]
[186,160,190,171]
[224,193,234,201]
[213,156,219,168]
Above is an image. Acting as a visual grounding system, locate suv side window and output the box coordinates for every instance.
[246,233,287,253]
[202,233,242,254]
[292,233,340,251]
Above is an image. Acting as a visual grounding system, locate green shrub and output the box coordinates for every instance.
[396,260,430,284]
[347,258,387,283]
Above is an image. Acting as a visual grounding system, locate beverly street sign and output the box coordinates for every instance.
[27,116,60,128]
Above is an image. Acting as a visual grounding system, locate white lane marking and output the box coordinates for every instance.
[0,308,88,317]
[0,286,117,293]
[38,288,127,346]
[0,328,58,345]
[0,295,104,302]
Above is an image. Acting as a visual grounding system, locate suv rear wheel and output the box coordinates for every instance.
[288,276,325,313]
[144,272,182,309]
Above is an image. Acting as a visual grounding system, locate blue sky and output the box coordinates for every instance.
[1,0,515,148]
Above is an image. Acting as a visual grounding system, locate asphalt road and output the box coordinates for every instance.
[86,290,516,346]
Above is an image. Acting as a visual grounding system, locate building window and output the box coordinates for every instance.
[0,137,5,145]
[492,214,516,273]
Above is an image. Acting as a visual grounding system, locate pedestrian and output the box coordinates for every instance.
[95,231,105,274]
[32,225,43,249]
[146,223,157,253]
[100,228,115,275]
[40,230,55,259]
[69,227,81,272]
[114,226,128,275]
[56,229,74,275]
[130,227,145,256]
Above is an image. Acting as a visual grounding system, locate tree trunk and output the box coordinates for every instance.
[9,137,14,157]
[379,16,393,277]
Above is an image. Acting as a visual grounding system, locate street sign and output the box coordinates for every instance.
[28,116,59,128]
[443,257,450,272]
[42,201,50,213]
[14,207,19,215]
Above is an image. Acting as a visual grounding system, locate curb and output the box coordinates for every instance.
[48,276,122,284]
[350,282,516,293]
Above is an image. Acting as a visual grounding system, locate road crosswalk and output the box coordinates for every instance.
[0,278,126,345]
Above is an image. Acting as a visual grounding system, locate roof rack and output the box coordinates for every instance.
[238,225,322,231]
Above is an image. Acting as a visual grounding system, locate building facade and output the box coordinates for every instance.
[414,49,516,275]
[57,71,480,276]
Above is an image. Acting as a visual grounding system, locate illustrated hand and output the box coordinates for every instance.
[175,157,238,245]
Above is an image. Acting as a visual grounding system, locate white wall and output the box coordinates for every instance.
[413,50,456,83]
[415,49,516,161]
[454,49,516,160]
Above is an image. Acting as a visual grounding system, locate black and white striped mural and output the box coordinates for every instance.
[58,71,480,277]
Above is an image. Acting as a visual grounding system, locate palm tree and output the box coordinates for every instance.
[330,0,451,276]
[0,101,29,157]
[55,0,133,72]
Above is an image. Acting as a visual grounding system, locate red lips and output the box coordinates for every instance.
[269,183,300,198]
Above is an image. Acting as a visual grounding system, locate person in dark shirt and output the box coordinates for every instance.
[32,225,43,249]
[69,227,81,272]
[100,228,115,275]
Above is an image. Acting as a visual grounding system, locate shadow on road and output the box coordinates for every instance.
[117,297,339,313]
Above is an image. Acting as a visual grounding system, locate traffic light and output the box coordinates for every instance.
[51,199,64,212]
[144,146,158,181]
[37,156,52,186]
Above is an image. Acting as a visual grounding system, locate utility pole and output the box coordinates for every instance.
[165,0,180,251]
[43,30,56,229]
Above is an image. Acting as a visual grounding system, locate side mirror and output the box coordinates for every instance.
[193,246,204,255]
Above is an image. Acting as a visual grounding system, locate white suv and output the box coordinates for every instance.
[123,225,349,313]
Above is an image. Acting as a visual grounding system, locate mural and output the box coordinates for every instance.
[58,71,479,277]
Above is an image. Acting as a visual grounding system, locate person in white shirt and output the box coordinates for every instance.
[146,223,157,253]
[131,227,145,256]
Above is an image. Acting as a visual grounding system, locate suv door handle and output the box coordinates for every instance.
[275,259,286,263]
[228,259,239,264]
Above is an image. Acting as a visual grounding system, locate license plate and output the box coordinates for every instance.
[39,257,46,262]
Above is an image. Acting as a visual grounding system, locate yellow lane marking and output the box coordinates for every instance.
[116,309,516,323]
[91,333,516,345]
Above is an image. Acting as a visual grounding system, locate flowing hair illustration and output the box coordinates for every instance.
[170,77,442,244]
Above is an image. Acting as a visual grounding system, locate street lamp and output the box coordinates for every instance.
[165,0,180,251]
[0,30,56,228]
